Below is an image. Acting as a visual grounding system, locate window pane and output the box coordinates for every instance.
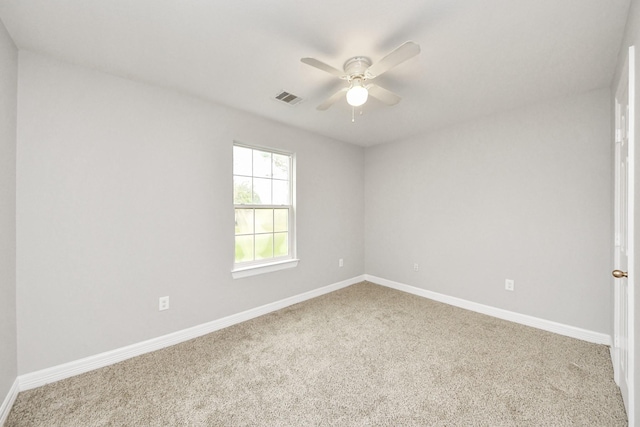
[233,144,293,266]
[273,153,289,180]
[235,235,254,262]
[255,209,273,233]
[274,209,288,232]
[253,150,272,178]
[233,146,252,176]
[272,179,290,205]
[255,234,274,260]
[274,232,288,257]
[233,176,254,204]
[253,178,272,204]
[235,209,254,235]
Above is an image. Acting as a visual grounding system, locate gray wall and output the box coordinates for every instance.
[0,17,18,403]
[9,37,617,380]
[16,51,364,374]
[365,88,612,334]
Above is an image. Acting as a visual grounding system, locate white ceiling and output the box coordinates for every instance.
[0,0,631,146]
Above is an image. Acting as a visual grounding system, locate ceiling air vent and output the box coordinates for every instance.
[274,90,303,106]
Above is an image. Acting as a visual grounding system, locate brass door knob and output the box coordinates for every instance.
[612,270,628,278]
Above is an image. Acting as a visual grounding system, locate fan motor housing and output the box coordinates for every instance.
[343,57,371,78]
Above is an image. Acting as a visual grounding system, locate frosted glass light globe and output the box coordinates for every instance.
[346,84,368,107]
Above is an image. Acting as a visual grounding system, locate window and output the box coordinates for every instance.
[232,143,297,278]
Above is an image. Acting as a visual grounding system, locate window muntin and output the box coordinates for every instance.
[233,144,294,268]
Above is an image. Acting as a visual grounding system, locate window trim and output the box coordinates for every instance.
[232,142,297,278]
[231,258,300,279]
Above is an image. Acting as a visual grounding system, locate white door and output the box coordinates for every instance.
[614,45,635,424]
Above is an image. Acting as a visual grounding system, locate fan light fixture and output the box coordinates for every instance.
[346,79,368,107]
[301,41,421,112]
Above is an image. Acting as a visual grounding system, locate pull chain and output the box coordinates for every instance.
[351,107,364,123]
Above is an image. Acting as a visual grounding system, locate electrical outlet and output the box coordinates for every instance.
[414,263,419,272]
[505,279,515,291]
[159,296,170,311]
[339,258,344,267]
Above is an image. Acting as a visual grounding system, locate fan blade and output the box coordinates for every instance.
[301,58,346,78]
[365,41,421,79]
[366,84,401,106]
[317,87,348,110]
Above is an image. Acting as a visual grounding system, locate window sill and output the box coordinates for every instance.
[232,259,299,279]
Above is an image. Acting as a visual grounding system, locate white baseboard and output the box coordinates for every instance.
[0,378,19,426]
[610,346,620,386]
[365,275,612,346]
[16,273,610,394]
[18,275,365,391]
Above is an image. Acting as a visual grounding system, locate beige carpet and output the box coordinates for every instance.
[6,281,627,426]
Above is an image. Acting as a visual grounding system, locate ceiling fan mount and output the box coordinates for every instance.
[343,57,372,80]
[301,41,421,111]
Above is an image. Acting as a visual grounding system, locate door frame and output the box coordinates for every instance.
[613,44,635,425]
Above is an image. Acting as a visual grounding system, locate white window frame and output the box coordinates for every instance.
[231,142,298,279]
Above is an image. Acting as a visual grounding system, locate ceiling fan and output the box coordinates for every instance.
[301,41,421,111]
